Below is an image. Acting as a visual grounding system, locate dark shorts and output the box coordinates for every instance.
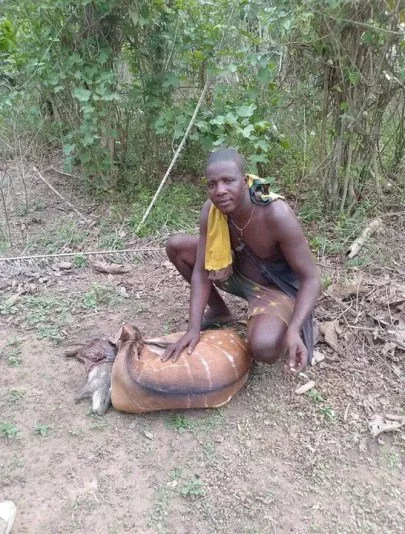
[215,268,294,325]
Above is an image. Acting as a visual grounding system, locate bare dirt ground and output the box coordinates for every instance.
[0,160,404,533]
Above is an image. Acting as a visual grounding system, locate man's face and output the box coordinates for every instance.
[205,160,246,214]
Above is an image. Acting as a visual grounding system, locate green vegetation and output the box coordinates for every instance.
[149,488,170,534]
[24,295,72,343]
[0,284,123,345]
[0,422,20,439]
[26,221,88,253]
[307,388,337,422]
[7,347,22,367]
[167,410,225,435]
[34,423,51,436]
[81,283,121,310]
[0,0,402,230]
[180,476,205,497]
[73,255,88,268]
[8,389,25,403]
[166,414,194,434]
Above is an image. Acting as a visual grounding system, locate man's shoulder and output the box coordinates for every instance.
[201,199,212,218]
[263,198,295,223]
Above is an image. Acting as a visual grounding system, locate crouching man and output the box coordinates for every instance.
[163,148,321,375]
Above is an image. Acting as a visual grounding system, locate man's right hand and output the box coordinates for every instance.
[161,329,200,362]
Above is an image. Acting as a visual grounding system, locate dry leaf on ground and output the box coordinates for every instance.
[318,321,344,356]
[326,282,363,300]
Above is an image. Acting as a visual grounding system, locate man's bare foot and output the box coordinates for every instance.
[201,308,233,330]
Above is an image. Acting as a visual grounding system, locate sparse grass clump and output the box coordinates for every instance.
[0,422,20,439]
[130,182,204,237]
[34,423,51,436]
[73,254,87,267]
[306,388,337,422]
[8,389,25,403]
[26,220,88,254]
[81,283,120,310]
[180,476,205,497]
[167,414,194,434]
[166,410,225,435]
[7,348,22,367]
[24,295,72,343]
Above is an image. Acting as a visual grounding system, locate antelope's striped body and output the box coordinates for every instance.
[111,328,251,413]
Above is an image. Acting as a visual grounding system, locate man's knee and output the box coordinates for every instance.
[166,234,188,259]
[250,337,285,365]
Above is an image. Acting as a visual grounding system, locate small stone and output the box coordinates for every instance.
[295,381,316,395]
[311,350,325,366]
[56,261,73,270]
[119,286,129,298]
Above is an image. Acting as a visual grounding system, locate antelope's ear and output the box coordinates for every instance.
[115,324,138,347]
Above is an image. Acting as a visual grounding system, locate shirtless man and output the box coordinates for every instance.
[164,148,321,375]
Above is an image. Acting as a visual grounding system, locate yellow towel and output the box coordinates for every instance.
[204,205,232,281]
[204,174,284,281]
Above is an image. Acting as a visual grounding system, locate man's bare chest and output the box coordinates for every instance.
[229,223,283,262]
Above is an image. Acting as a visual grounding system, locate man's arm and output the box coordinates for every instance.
[162,201,212,362]
[269,201,321,373]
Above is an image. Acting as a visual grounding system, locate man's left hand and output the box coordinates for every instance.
[283,329,308,376]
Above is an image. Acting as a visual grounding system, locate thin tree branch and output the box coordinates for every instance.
[33,167,90,223]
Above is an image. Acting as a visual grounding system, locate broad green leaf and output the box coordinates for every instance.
[193,50,205,62]
[210,115,226,126]
[254,139,269,153]
[163,72,179,89]
[236,104,256,118]
[249,154,268,164]
[225,112,238,126]
[63,144,75,156]
[254,121,270,132]
[239,124,255,139]
[213,136,226,146]
[72,87,91,103]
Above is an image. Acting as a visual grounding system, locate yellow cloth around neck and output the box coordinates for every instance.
[204,205,232,272]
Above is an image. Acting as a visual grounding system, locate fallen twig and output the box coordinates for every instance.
[0,172,13,246]
[33,166,90,223]
[0,247,165,262]
[346,217,383,258]
[41,166,81,180]
[91,261,132,274]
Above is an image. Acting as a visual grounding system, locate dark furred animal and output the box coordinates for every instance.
[65,338,118,415]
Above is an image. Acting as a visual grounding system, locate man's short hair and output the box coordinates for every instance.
[207,148,246,175]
